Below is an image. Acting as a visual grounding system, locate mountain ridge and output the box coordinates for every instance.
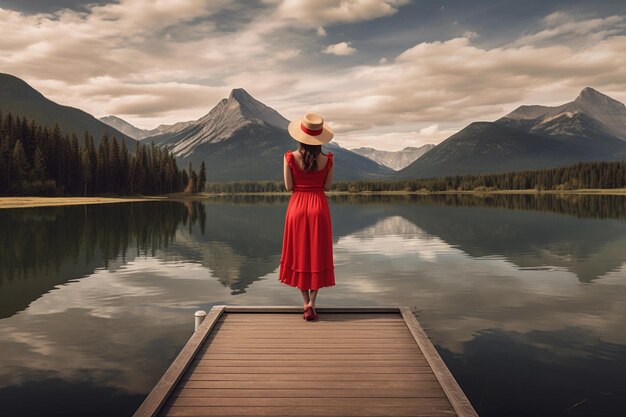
[135,88,394,181]
[351,145,435,170]
[498,87,626,139]
[100,115,152,140]
[0,73,134,146]
[397,87,626,179]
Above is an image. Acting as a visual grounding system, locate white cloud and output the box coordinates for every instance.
[292,28,626,139]
[317,26,327,36]
[515,12,626,46]
[276,0,410,26]
[0,2,303,127]
[1,4,626,147]
[337,124,457,150]
[322,41,357,56]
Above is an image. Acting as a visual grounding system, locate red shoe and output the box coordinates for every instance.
[303,305,313,321]
[310,306,318,321]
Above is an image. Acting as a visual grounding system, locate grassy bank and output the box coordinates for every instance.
[0,196,167,209]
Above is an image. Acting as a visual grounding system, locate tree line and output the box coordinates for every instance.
[204,160,626,194]
[0,110,207,196]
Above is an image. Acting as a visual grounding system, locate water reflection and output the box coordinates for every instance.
[0,202,206,319]
[0,194,625,417]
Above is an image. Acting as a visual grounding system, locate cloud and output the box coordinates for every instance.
[1,3,626,147]
[290,26,626,138]
[0,1,305,126]
[322,41,357,56]
[338,124,456,150]
[276,0,410,26]
[515,12,626,46]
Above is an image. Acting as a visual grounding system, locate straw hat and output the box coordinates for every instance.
[288,112,334,145]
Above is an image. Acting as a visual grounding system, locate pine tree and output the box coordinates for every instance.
[0,138,10,194]
[81,148,92,197]
[109,136,121,192]
[11,140,29,190]
[182,169,189,191]
[97,134,110,193]
[68,134,81,194]
[32,146,46,182]
[197,161,207,193]
[119,140,130,194]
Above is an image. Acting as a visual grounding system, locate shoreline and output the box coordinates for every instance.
[2,188,625,209]
[0,196,167,209]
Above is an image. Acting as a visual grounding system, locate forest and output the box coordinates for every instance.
[0,111,207,196]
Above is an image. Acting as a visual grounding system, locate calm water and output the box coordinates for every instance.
[1,194,626,417]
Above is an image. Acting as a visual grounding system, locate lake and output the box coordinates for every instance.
[1,194,625,417]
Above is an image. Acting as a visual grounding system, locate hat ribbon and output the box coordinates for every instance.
[300,123,323,136]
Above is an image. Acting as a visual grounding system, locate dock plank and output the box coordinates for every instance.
[186,366,435,374]
[192,353,424,360]
[176,379,443,390]
[165,397,453,407]
[197,346,418,352]
[160,405,455,417]
[133,306,478,417]
[181,373,438,382]
[171,388,447,398]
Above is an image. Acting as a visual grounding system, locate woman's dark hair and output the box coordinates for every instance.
[297,143,325,172]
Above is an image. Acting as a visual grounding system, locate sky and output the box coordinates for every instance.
[1,0,625,150]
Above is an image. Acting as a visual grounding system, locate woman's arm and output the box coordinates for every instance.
[284,155,293,191]
[323,163,334,191]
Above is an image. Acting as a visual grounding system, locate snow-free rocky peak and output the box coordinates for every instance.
[221,88,289,130]
[571,87,626,138]
[168,88,290,158]
[574,87,626,111]
[498,87,626,139]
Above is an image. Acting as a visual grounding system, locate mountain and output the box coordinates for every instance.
[148,120,196,138]
[395,122,588,178]
[99,115,152,140]
[146,88,290,156]
[140,88,394,181]
[351,145,435,170]
[498,87,626,139]
[0,73,134,145]
[397,88,626,179]
[99,115,196,141]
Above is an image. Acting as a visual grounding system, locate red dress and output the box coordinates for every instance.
[279,150,335,290]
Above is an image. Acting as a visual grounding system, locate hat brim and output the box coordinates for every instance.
[288,119,334,145]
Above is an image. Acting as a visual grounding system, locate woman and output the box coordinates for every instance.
[279,112,335,321]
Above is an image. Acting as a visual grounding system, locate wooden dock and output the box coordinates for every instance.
[133,306,478,417]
